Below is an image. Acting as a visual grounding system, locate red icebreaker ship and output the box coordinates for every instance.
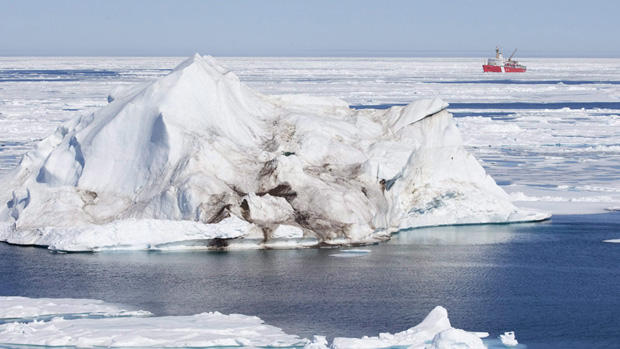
[483,46,526,73]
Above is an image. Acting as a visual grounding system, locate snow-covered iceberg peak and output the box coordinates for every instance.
[29,54,272,195]
[332,306,486,348]
[0,54,549,251]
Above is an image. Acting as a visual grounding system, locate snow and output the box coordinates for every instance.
[0,311,307,348]
[0,296,151,320]
[0,297,492,348]
[0,55,546,252]
[0,215,255,252]
[305,336,330,349]
[428,329,485,349]
[499,331,519,347]
[331,306,486,349]
[0,57,618,218]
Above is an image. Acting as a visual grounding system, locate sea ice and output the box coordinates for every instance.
[0,311,307,347]
[0,54,548,251]
[0,296,151,320]
[0,297,493,348]
[428,328,485,349]
[499,331,518,347]
[331,306,484,348]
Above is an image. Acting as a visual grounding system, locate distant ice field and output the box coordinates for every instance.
[0,57,618,214]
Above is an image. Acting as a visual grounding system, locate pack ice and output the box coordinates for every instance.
[0,54,548,251]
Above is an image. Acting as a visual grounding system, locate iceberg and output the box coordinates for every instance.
[0,297,493,348]
[0,54,548,251]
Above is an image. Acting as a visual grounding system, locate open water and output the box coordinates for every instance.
[1,212,619,348]
[0,57,619,348]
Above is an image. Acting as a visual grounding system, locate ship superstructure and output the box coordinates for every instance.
[483,46,526,73]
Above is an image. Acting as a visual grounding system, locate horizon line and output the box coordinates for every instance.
[1,53,620,59]
[1,49,619,59]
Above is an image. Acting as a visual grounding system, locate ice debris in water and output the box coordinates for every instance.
[0,297,497,348]
[0,54,549,252]
[304,335,329,349]
[499,331,518,347]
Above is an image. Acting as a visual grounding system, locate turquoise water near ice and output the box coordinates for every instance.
[1,213,619,348]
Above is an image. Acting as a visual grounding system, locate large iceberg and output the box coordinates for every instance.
[0,54,548,251]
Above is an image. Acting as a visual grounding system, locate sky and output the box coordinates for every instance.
[1,0,619,57]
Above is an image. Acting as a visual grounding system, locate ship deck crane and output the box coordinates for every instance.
[508,49,517,62]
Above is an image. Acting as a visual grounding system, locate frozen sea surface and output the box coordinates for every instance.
[0,57,619,348]
[0,57,618,214]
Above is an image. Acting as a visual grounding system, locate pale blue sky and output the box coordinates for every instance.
[1,0,618,57]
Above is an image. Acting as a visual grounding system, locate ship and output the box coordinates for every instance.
[483,46,526,73]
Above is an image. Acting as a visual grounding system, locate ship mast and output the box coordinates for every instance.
[495,46,500,59]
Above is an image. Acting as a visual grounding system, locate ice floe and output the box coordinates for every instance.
[0,296,497,348]
[499,331,519,347]
[0,55,547,251]
[0,296,151,321]
[331,306,485,349]
[0,310,306,348]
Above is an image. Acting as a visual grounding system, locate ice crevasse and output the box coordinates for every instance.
[0,54,549,251]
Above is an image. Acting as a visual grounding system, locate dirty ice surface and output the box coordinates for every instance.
[0,57,617,218]
[0,55,546,251]
[0,57,618,348]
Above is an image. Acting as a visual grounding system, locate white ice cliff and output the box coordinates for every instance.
[0,54,548,251]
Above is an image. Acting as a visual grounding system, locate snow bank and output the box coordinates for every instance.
[0,297,494,348]
[0,54,548,251]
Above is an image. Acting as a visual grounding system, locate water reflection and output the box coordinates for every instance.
[0,214,619,348]
[390,222,544,245]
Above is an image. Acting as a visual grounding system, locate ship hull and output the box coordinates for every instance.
[483,64,526,73]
